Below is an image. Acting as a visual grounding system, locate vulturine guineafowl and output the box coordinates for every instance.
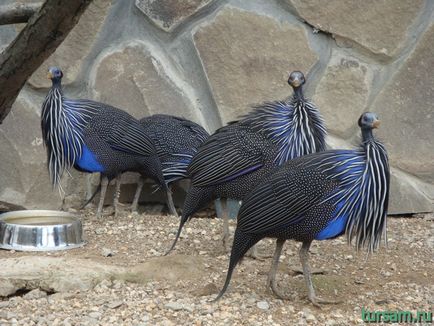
[132,114,209,215]
[167,71,326,254]
[84,114,210,216]
[41,67,167,218]
[214,112,390,306]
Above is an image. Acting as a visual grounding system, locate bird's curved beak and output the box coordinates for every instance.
[372,119,381,128]
[47,71,53,79]
[289,77,301,88]
[291,80,301,87]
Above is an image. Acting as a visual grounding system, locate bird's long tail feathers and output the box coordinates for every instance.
[165,186,215,255]
[165,213,188,255]
[141,156,168,193]
[214,229,259,301]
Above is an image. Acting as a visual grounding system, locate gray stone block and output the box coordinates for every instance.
[287,0,425,58]
[193,6,318,123]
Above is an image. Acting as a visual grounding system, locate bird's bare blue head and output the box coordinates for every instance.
[359,112,380,142]
[288,71,305,88]
[358,112,380,130]
[47,67,63,86]
[288,71,305,99]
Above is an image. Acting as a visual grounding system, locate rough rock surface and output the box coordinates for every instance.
[313,53,372,137]
[0,95,62,210]
[287,0,425,57]
[194,6,318,123]
[135,0,214,32]
[0,256,123,297]
[373,21,434,183]
[389,170,432,214]
[28,0,112,88]
[92,43,204,125]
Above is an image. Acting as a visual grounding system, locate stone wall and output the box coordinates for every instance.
[0,0,433,214]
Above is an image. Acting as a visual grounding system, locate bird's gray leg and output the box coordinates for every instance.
[131,177,145,213]
[166,185,178,217]
[113,174,122,218]
[299,241,341,307]
[266,239,290,299]
[221,199,230,252]
[96,176,109,219]
[85,174,93,202]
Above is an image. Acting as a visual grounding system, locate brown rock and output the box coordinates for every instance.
[388,170,432,215]
[0,201,24,212]
[135,0,214,32]
[92,44,203,124]
[193,6,318,123]
[0,94,62,210]
[28,0,112,88]
[372,21,434,183]
[313,53,372,137]
[287,0,424,57]
[0,256,124,297]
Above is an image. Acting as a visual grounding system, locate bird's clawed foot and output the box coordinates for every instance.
[266,278,291,300]
[92,211,102,221]
[130,203,138,214]
[308,293,342,308]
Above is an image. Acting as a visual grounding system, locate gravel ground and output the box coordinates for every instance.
[0,207,433,325]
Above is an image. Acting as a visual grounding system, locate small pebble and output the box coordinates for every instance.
[101,247,114,257]
[256,301,269,310]
[23,289,47,300]
[303,308,317,322]
[107,300,123,309]
[88,312,101,319]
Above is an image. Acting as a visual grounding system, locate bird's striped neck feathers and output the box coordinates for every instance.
[240,95,327,165]
[347,137,390,253]
[310,136,390,253]
[41,84,96,187]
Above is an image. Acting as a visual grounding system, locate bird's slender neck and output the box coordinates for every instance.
[361,128,375,143]
[51,79,63,92]
[292,86,304,101]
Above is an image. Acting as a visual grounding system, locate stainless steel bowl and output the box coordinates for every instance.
[0,210,84,251]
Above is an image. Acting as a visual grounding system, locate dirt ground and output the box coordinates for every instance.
[0,207,433,325]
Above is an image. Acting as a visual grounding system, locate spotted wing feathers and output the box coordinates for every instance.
[188,125,268,187]
[238,155,339,235]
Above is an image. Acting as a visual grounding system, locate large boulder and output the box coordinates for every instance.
[388,170,432,215]
[0,256,123,297]
[287,0,424,58]
[313,52,373,137]
[372,21,434,184]
[0,94,63,210]
[135,0,215,32]
[92,43,206,126]
[193,6,318,123]
[27,0,112,88]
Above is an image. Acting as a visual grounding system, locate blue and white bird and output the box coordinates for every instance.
[215,112,390,306]
[167,71,327,255]
[41,67,167,217]
[84,114,210,216]
[131,114,210,215]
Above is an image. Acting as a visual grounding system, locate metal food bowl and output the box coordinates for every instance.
[0,210,84,251]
